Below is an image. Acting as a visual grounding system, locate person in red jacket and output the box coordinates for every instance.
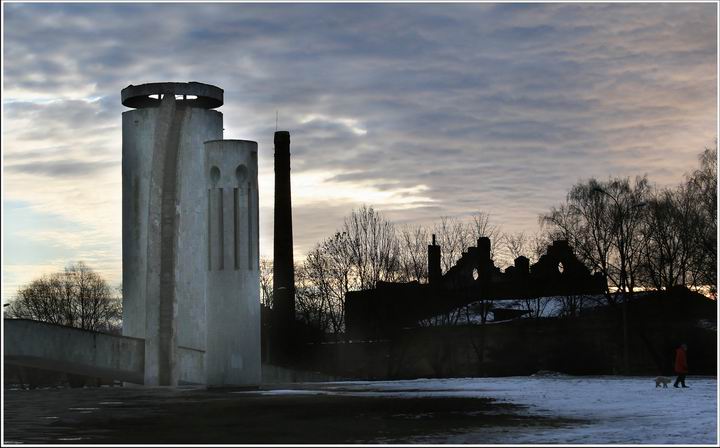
[673,343,689,388]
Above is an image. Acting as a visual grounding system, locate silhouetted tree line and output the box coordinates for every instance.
[260,145,716,339]
[541,145,717,300]
[5,262,121,333]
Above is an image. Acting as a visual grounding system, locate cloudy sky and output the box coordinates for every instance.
[2,2,717,300]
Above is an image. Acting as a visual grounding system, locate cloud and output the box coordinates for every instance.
[6,160,118,177]
[2,3,716,296]
[299,114,368,136]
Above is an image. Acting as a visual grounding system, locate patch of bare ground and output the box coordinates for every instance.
[3,385,580,444]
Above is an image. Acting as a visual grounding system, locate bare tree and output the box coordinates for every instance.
[259,258,274,308]
[343,205,401,290]
[301,238,351,336]
[470,211,504,259]
[541,177,649,302]
[528,231,554,263]
[6,262,121,333]
[505,230,554,266]
[636,145,717,296]
[397,224,429,283]
[294,261,333,337]
[433,216,472,273]
[640,186,698,291]
[541,176,651,374]
[555,295,590,318]
[504,231,529,261]
[541,183,612,299]
[686,144,717,296]
[607,177,651,296]
[297,206,407,338]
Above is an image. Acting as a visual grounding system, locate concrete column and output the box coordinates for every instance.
[204,140,261,386]
[428,234,442,285]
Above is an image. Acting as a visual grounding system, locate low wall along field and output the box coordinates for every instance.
[294,298,716,380]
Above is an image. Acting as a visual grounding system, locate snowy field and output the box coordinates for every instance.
[4,375,716,444]
[259,375,718,444]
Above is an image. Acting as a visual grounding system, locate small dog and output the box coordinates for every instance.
[654,376,672,388]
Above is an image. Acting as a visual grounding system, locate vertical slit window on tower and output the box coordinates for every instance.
[218,188,224,270]
[247,182,252,270]
[207,189,212,271]
[234,187,239,270]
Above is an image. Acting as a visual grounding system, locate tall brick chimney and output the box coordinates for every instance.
[272,130,294,362]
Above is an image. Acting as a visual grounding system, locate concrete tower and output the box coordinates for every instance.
[121,82,260,386]
[272,131,295,361]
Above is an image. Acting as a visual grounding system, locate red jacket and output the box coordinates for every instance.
[674,347,688,374]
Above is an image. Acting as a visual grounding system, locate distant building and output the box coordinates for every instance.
[345,238,606,340]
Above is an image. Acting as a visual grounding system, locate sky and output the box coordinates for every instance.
[2,2,717,300]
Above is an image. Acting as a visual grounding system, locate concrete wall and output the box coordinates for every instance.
[261,364,340,384]
[177,346,206,385]
[4,319,145,384]
[204,140,261,386]
[292,312,717,380]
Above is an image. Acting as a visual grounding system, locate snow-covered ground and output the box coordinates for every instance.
[261,375,718,444]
